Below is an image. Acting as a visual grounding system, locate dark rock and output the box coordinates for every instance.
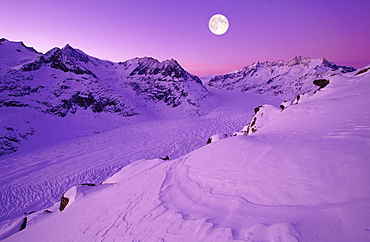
[355,67,370,76]
[313,79,330,88]
[19,217,27,231]
[206,138,212,144]
[254,106,262,114]
[59,196,69,211]
[81,183,96,186]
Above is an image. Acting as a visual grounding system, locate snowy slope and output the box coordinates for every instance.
[0,87,281,224]
[208,56,356,100]
[0,40,211,156]
[2,67,369,241]
[0,39,41,73]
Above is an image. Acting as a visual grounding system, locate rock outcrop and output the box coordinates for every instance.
[208,56,355,100]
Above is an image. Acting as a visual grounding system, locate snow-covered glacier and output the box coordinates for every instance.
[1,39,369,241]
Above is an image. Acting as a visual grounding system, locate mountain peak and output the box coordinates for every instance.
[0,39,41,62]
[62,44,74,50]
[208,56,356,99]
[160,58,181,68]
[289,56,311,66]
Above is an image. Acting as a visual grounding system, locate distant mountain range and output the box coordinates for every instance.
[0,38,210,118]
[208,56,356,99]
[0,38,357,156]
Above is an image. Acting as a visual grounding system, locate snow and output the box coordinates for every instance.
[1,70,369,241]
[0,39,40,72]
[208,56,355,100]
[0,87,281,224]
[0,41,369,241]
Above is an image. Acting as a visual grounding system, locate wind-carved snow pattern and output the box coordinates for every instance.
[159,157,300,241]
[1,40,370,241]
[0,85,280,224]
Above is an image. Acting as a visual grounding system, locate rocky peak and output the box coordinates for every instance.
[158,59,189,79]
[127,57,193,80]
[317,57,355,72]
[208,56,356,100]
[288,56,312,66]
[22,45,94,75]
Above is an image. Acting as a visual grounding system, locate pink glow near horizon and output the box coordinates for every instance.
[1,0,369,76]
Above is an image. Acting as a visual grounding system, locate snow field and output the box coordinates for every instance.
[0,88,281,223]
[2,71,370,241]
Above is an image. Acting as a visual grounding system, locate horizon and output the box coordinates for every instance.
[1,0,369,76]
[2,37,365,78]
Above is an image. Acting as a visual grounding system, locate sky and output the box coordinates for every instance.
[1,0,369,76]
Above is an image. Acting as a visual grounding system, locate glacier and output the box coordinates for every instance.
[0,39,369,241]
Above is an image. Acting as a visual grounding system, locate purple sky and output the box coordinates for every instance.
[1,0,369,76]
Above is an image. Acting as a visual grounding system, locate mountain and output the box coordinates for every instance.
[0,38,41,72]
[2,41,210,117]
[2,67,369,241]
[208,56,356,100]
[1,39,369,241]
[0,40,211,156]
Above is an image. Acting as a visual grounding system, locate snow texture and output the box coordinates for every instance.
[208,56,356,100]
[0,40,369,241]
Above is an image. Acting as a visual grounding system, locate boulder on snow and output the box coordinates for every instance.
[59,186,77,212]
[232,131,247,136]
[160,156,170,161]
[313,79,330,88]
[279,100,291,110]
[59,196,69,212]
[206,133,228,144]
[292,93,312,105]
[19,217,27,231]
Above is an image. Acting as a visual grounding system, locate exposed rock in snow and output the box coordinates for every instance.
[355,65,370,76]
[0,40,212,155]
[206,133,228,144]
[1,65,370,242]
[1,38,369,242]
[1,41,211,119]
[0,39,41,73]
[242,105,281,135]
[208,56,355,100]
[313,78,330,89]
[59,186,77,212]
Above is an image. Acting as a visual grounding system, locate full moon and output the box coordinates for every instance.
[208,14,229,35]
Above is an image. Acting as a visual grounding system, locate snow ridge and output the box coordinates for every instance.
[0,40,211,156]
[208,56,356,100]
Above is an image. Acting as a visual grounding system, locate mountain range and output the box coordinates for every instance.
[1,38,370,241]
[0,38,357,156]
[0,39,213,156]
[208,56,355,99]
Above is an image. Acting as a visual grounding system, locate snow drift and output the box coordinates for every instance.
[2,63,369,241]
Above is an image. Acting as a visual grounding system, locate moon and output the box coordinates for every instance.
[209,14,229,35]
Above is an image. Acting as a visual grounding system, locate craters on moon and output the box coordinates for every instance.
[209,14,229,35]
